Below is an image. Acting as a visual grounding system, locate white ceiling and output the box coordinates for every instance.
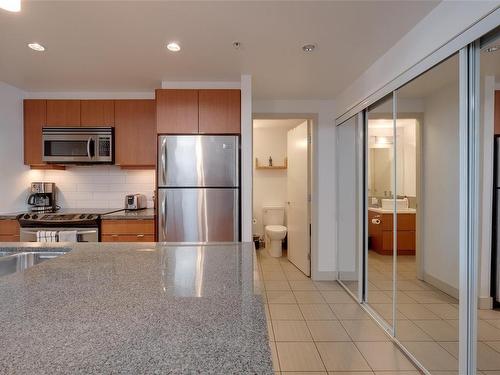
[0,1,439,99]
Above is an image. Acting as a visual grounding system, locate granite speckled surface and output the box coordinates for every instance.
[0,242,272,374]
[101,208,155,220]
[0,212,23,219]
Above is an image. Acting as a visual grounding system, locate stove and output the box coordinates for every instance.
[17,209,123,242]
[18,213,100,228]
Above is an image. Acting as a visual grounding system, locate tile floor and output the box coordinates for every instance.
[256,247,422,374]
[342,251,500,374]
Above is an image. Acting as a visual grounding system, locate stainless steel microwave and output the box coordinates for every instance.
[42,127,113,164]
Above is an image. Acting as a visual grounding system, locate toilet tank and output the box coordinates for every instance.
[262,206,285,226]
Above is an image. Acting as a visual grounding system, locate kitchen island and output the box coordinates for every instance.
[0,242,272,374]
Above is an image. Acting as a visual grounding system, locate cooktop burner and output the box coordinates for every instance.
[18,212,101,228]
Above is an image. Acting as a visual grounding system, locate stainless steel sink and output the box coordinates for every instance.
[0,251,67,277]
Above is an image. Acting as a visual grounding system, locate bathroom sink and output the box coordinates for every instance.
[381,198,409,210]
[0,251,67,277]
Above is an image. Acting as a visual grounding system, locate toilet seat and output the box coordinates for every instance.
[265,225,287,232]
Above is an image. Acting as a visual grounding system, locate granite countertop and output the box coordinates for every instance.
[0,211,24,219]
[0,242,272,374]
[101,208,155,220]
[368,207,417,214]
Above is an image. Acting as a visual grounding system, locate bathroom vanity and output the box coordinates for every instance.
[368,208,416,255]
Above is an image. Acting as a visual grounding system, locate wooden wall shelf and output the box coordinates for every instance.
[255,157,287,170]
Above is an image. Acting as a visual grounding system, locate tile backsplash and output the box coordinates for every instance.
[39,166,155,209]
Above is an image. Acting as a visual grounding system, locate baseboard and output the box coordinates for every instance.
[312,270,337,281]
[423,272,459,299]
[478,296,494,310]
[337,271,359,281]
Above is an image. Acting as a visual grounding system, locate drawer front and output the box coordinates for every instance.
[101,220,154,235]
[382,230,416,251]
[381,213,415,231]
[0,234,20,242]
[102,234,155,242]
[0,220,20,236]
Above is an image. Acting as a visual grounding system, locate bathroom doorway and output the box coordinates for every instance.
[252,117,312,277]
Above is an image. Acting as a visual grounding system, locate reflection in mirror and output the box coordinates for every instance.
[337,115,361,296]
[366,94,395,327]
[394,54,460,373]
[477,34,500,372]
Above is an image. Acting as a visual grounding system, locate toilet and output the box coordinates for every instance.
[263,206,287,257]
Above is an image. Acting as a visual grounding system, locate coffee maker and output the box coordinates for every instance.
[27,182,57,212]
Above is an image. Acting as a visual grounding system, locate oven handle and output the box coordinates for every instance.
[21,230,98,235]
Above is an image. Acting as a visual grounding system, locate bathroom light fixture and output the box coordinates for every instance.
[0,0,21,12]
[375,136,393,145]
[302,43,316,53]
[28,42,45,52]
[166,42,181,52]
[486,45,499,53]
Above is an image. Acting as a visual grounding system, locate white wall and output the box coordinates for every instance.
[421,82,460,292]
[0,82,46,213]
[253,99,336,279]
[479,75,497,306]
[253,124,297,236]
[34,166,154,209]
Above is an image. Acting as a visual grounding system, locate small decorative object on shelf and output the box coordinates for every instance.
[255,157,287,170]
[268,156,273,166]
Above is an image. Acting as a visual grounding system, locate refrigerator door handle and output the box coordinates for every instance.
[159,191,167,241]
[159,137,167,187]
[234,190,239,241]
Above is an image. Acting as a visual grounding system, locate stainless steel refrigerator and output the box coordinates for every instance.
[157,135,240,242]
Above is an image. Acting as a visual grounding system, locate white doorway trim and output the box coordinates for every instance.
[253,113,318,278]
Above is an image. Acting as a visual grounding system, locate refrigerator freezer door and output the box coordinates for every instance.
[158,135,239,188]
[158,188,239,242]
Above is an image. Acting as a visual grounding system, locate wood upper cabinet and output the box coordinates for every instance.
[156,89,199,134]
[495,91,500,135]
[115,99,156,167]
[24,99,46,166]
[199,89,240,134]
[46,100,81,126]
[81,100,114,126]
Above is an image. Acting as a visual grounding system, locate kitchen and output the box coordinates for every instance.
[1,1,498,374]
[0,90,240,244]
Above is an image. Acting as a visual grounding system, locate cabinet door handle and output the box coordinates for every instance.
[111,234,119,237]
[137,234,145,238]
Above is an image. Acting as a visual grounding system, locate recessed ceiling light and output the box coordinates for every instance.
[0,0,21,12]
[28,42,45,52]
[486,45,499,53]
[302,43,316,53]
[166,42,181,52]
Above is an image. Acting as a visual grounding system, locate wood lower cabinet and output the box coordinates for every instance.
[368,210,415,255]
[115,100,156,168]
[156,89,199,134]
[81,100,114,126]
[46,100,80,126]
[24,99,46,166]
[199,89,240,134]
[101,219,154,242]
[0,220,20,242]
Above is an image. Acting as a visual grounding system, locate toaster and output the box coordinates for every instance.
[125,194,147,210]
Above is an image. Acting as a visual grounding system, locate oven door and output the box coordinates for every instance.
[20,227,99,242]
